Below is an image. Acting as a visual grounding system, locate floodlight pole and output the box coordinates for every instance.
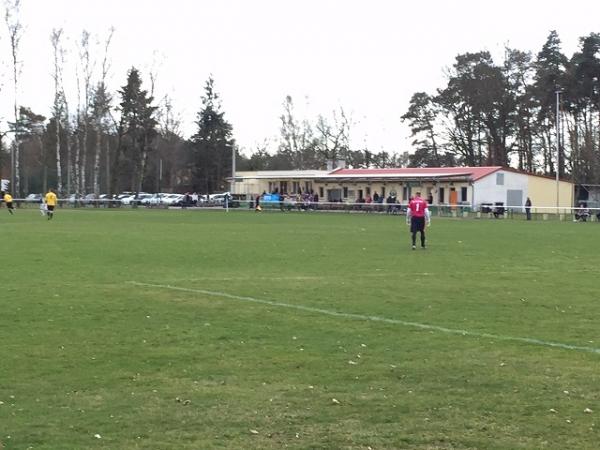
[555,89,561,214]
[228,146,236,213]
[10,142,15,195]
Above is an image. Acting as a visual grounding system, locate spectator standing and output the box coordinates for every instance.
[255,194,262,212]
[525,197,532,220]
[386,194,394,214]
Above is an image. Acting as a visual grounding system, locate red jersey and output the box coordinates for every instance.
[408,197,428,218]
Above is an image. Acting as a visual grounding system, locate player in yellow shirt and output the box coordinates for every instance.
[3,192,15,215]
[45,189,58,220]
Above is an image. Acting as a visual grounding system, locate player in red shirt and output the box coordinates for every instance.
[406,191,431,249]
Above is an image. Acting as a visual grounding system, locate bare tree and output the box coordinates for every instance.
[76,30,95,194]
[92,27,114,196]
[315,107,352,166]
[278,96,318,169]
[5,0,23,196]
[155,94,183,191]
[50,28,65,195]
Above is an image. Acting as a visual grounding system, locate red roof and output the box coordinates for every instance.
[328,166,502,181]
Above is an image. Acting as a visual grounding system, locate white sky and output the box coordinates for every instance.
[2,0,600,156]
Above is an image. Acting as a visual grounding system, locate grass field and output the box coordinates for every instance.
[1,208,599,449]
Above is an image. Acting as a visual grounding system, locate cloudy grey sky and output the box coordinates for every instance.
[3,0,600,155]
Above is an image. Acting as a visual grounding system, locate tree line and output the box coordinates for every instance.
[0,0,402,198]
[1,6,599,197]
[401,30,600,184]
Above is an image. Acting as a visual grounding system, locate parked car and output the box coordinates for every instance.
[146,193,174,206]
[83,193,98,205]
[209,192,230,205]
[173,193,195,207]
[121,193,150,206]
[25,193,43,203]
[163,193,184,206]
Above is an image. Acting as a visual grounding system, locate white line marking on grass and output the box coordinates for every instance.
[129,281,600,355]
[177,268,600,283]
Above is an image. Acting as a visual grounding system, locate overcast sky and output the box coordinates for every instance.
[2,0,600,155]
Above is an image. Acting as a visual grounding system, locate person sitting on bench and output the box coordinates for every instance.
[575,203,590,222]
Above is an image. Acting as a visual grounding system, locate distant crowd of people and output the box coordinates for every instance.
[253,188,425,214]
[254,189,320,212]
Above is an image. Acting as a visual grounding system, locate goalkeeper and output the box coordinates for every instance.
[406,192,431,250]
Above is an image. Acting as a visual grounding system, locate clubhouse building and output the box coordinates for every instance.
[231,166,574,211]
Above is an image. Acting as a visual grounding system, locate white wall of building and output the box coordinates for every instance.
[473,170,528,209]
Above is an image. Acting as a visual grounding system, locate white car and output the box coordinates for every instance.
[146,193,179,206]
[163,194,184,206]
[209,192,230,204]
[121,193,151,206]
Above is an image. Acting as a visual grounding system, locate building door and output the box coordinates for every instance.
[438,187,445,203]
[506,189,523,211]
[449,189,458,206]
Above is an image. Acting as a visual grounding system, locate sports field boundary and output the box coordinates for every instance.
[129,281,600,356]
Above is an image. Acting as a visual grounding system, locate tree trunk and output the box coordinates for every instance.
[105,138,110,194]
[41,136,48,193]
[13,107,20,197]
[66,126,72,195]
[93,122,102,196]
[74,130,81,196]
[55,120,63,194]
[81,120,88,194]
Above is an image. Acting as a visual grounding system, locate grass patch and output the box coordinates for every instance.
[1,209,599,449]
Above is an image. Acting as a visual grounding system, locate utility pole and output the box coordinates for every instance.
[230,146,236,195]
[555,89,561,213]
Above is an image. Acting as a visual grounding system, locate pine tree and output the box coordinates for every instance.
[112,67,157,194]
[190,76,235,194]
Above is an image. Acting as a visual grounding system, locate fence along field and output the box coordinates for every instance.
[1,208,599,449]
[5,194,600,222]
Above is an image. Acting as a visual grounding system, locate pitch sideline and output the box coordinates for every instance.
[129,281,600,355]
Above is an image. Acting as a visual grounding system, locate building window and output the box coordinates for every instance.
[292,181,300,194]
[461,186,468,202]
[305,181,312,193]
[319,187,324,198]
[280,181,288,194]
[438,187,445,203]
[496,173,504,185]
[381,186,386,198]
[343,187,348,198]
[366,186,371,196]
[403,186,409,201]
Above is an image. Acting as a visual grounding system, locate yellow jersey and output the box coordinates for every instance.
[45,192,58,206]
[3,194,12,203]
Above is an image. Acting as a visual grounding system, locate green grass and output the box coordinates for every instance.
[1,208,599,449]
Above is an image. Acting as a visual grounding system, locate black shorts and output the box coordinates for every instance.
[6,202,13,209]
[47,205,55,212]
[410,216,425,233]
